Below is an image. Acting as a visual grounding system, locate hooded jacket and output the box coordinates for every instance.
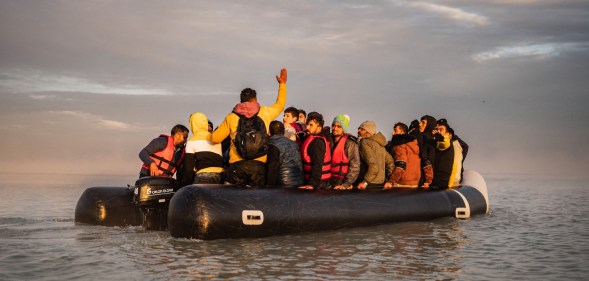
[410,115,437,187]
[180,112,224,187]
[209,84,286,164]
[388,134,423,187]
[358,132,394,185]
[420,115,438,164]
[267,134,304,187]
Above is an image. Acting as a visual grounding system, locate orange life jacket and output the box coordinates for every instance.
[301,135,332,181]
[331,134,350,179]
[141,135,184,177]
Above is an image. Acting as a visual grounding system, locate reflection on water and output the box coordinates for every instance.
[84,218,469,280]
[1,174,588,280]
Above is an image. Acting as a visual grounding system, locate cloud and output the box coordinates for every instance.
[29,94,56,100]
[47,110,136,130]
[491,0,538,3]
[99,119,131,130]
[9,124,28,130]
[397,1,489,26]
[0,69,175,95]
[343,4,373,9]
[472,42,589,62]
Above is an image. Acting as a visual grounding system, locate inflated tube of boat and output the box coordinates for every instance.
[74,186,142,227]
[74,177,180,229]
[168,170,489,240]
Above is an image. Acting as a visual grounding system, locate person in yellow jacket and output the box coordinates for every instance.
[209,68,288,187]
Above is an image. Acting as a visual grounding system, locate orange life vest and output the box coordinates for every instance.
[141,135,184,177]
[331,134,350,179]
[301,135,332,181]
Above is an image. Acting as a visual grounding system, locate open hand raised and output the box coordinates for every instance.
[276,68,287,84]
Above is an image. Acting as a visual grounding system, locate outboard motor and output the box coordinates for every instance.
[133,177,178,230]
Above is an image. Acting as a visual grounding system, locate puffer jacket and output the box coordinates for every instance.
[268,134,304,187]
[388,134,423,187]
[358,132,393,185]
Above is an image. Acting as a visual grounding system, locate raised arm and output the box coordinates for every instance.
[266,68,288,120]
[209,115,231,144]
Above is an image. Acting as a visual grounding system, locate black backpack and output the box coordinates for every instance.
[233,113,268,160]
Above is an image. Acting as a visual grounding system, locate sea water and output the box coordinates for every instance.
[0,173,587,280]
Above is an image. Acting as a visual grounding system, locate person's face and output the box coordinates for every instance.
[283,112,296,124]
[393,126,404,136]
[357,127,370,139]
[306,120,322,135]
[436,124,448,137]
[173,132,188,147]
[298,113,306,123]
[419,119,427,133]
[332,121,344,137]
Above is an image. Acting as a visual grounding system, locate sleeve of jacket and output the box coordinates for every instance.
[423,165,433,185]
[384,147,394,180]
[389,145,407,184]
[138,136,167,165]
[343,138,360,187]
[421,134,436,163]
[263,83,287,122]
[360,141,379,184]
[209,113,232,144]
[266,144,281,186]
[308,138,326,188]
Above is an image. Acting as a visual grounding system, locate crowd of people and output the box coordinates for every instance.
[138,68,469,191]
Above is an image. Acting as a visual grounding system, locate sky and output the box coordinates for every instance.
[1,0,588,178]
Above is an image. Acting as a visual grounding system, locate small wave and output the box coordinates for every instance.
[0,216,76,239]
[52,218,75,223]
[0,216,41,226]
[0,216,74,226]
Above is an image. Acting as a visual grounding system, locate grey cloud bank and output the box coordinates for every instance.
[1,0,588,177]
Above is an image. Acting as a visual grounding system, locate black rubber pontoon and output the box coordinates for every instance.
[74,177,178,229]
[167,170,489,240]
[74,186,142,227]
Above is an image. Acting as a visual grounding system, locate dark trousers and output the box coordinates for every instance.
[194,172,223,184]
[224,160,266,187]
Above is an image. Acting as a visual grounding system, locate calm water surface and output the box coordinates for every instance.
[0,173,587,280]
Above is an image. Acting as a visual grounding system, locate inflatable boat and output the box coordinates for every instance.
[75,170,489,240]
